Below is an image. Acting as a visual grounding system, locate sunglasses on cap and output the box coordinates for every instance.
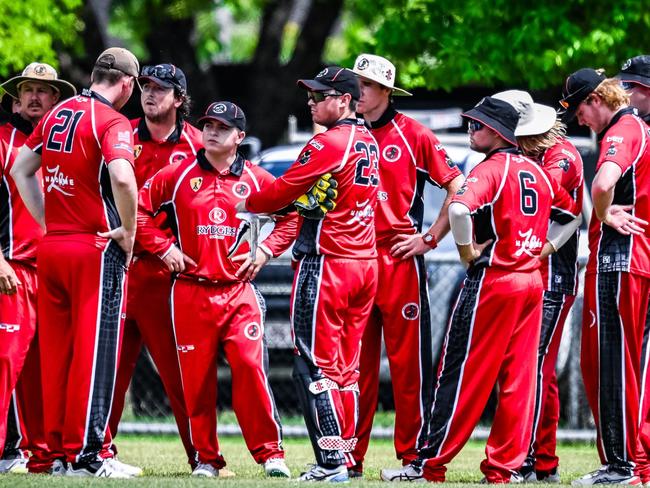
[468,120,484,132]
[620,81,638,91]
[141,64,176,79]
[307,91,342,103]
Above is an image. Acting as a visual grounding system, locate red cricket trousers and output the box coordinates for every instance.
[37,236,127,464]
[525,291,576,473]
[171,278,283,469]
[581,272,650,475]
[108,254,194,465]
[419,267,543,482]
[354,249,433,468]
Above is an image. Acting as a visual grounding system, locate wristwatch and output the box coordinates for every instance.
[422,232,438,249]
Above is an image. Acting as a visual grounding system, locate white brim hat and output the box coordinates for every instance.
[352,53,412,96]
[492,89,556,137]
[1,62,76,100]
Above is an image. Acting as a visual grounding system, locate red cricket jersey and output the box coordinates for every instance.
[370,107,462,246]
[131,118,202,188]
[137,150,297,282]
[539,138,584,294]
[246,118,378,259]
[25,89,135,244]
[452,148,578,273]
[586,108,650,278]
[0,115,43,264]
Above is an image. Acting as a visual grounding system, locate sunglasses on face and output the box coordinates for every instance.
[307,91,342,103]
[468,120,484,132]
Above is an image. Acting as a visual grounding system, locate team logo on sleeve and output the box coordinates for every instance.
[134,145,143,159]
[232,182,251,198]
[117,131,131,143]
[402,303,420,320]
[190,177,203,192]
[606,144,617,156]
[299,150,312,165]
[309,140,324,151]
[558,159,570,172]
[382,145,401,162]
[209,207,227,224]
[244,322,263,340]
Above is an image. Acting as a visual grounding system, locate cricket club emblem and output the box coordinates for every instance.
[244,322,263,340]
[134,145,143,159]
[190,177,203,192]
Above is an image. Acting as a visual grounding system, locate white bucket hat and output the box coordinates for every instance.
[352,54,412,96]
[492,90,556,136]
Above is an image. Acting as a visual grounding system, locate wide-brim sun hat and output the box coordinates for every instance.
[462,96,519,146]
[492,89,557,136]
[1,62,76,100]
[351,54,412,96]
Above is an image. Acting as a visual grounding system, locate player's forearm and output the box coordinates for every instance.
[592,186,615,222]
[261,212,298,257]
[591,162,620,222]
[108,160,138,232]
[546,213,582,252]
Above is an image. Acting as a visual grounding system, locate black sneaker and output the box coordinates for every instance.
[572,465,640,486]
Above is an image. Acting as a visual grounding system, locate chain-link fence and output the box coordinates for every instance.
[125,256,592,429]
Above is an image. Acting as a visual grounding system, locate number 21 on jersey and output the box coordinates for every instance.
[46,109,85,153]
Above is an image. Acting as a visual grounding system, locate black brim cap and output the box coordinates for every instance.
[137,75,176,89]
[559,68,606,122]
[462,97,519,146]
[616,55,650,89]
[297,66,360,100]
[197,101,246,131]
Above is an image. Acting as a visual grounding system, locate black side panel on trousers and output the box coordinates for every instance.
[4,393,21,453]
[416,254,434,448]
[79,241,125,463]
[0,177,10,258]
[597,271,630,468]
[420,268,484,458]
[292,255,322,362]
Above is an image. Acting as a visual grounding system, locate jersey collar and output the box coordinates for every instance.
[136,117,183,143]
[196,148,245,176]
[9,113,33,136]
[597,107,636,141]
[368,104,397,129]
[333,117,365,128]
[485,146,519,159]
[81,88,113,108]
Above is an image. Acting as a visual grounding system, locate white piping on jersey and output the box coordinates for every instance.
[333,124,357,173]
[486,153,511,267]
[165,161,198,251]
[311,255,325,369]
[413,257,428,448]
[392,118,423,227]
[391,118,417,165]
[244,165,261,192]
[181,128,199,156]
[4,128,16,259]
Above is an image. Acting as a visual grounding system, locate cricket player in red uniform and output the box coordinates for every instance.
[0,63,76,474]
[240,66,379,482]
[492,90,584,483]
[11,47,140,478]
[347,54,463,477]
[137,101,295,478]
[381,96,580,483]
[558,70,650,485]
[617,55,650,124]
[107,63,200,474]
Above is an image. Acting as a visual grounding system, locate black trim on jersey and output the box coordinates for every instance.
[99,164,122,230]
[333,117,365,128]
[159,201,180,250]
[415,254,435,448]
[9,113,33,136]
[420,267,485,458]
[596,272,631,468]
[0,177,10,258]
[293,219,319,257]
[643,113,650,124]
[80,88,113,108]
[597,107,636,142]
[78,240,125,463]
[549,232,579,294]
[407,169,428,233]
[368,104,398,130]
[136,117,183,143]
[484,146,519,159]
[470,206,497,271]
[196,148,245,176]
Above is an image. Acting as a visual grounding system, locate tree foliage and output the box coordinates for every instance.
[0,0,83,77]
[344,0,650,90]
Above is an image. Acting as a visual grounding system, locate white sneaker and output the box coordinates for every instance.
[48,459,67,476]
[108,458,143,476]
[66,458,133,478]
[192,463,219,477]
[572,465,640,485]
[0,455,27,474]
[264,457,291,478]
[297,464,349,482]
[380,463,426,483]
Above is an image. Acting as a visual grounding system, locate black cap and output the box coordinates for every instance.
[559,68,606,122]
[138,64,187,94]
[462,96,519,146]
[198,101,246,131]
[617,55,650,89]
[297,66,360,100]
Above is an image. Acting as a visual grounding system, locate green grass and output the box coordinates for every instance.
[0,435,601,486]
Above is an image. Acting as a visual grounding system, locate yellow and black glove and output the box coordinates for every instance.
[294,173,339,220]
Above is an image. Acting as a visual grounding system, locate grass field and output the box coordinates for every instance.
[0,435,601,487]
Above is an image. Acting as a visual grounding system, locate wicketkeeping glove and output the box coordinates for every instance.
[294,173,339,220]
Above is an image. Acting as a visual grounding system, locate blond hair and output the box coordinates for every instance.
[587,78,629,111]
[517,120,567,159]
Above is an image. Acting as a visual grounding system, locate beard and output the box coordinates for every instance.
[144,103,175,124]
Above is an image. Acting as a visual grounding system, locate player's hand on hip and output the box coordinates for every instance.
[97,226,136,266]
[232,248,270,281]
[390,233,429,259]
[162,246,197,273]
[0,259,21,295]
[605,205,648,236]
